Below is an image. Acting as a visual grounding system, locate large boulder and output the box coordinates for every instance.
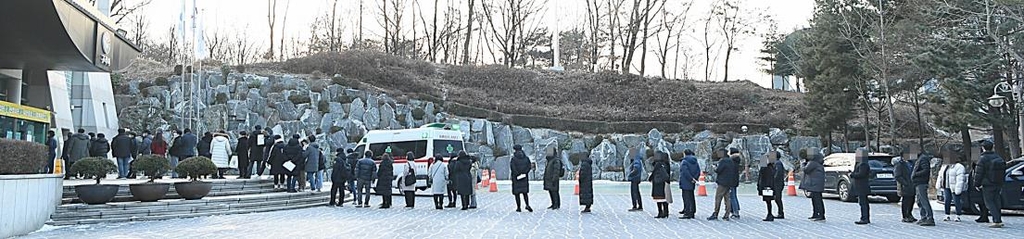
[769,128,789,145]
[320,113,338,133]
[471,119,487,132]
[272,100,299,121]
[380,103,396,129]
[343,120,367,142]
[590,139,618,177]
[493,123,514,155]
[329,102,345,115]
[511,126,533,146]
[363,104,381,130]
[424,102,436,123]
[692,130,714,141]
[348,98,365,121]
[327,130,348,151]
[789,136,822,159]
[647,128,664,146]
[458,120,471,141]
[492,156,512,180]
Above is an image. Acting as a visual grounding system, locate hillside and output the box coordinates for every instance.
[276,51,807,133]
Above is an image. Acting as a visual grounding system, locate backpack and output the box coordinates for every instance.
[335,158,352,179]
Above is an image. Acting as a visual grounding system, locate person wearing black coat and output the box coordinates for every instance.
[197,132,213,158]
[452,151,475,210]
[649,152,671,219]
[912,153,935,226]
[111,129,136,179]
[579,157,594,213]
[851,148,872,225]
[510,145,534,212]
[330,149,353,207]
[770,151,787,219]
[893,154,917,223]
[376,153,395,209]
[543,149,564,210]
[975,141,1006,228]
[236,131,251,179]
[268,135,287,189]
[757,154,782,221]
[346,149,360,203]
[709,149,738,221]
[249,126,269,177]
[800,151,826,221]
[90,133,110,157]
[283,135,304,192]
[446,155,459,208]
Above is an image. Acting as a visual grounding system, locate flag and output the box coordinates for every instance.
[193,0,207,58]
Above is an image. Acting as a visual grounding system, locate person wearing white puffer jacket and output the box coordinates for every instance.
[936,156,968,222]
[210,131,233,179]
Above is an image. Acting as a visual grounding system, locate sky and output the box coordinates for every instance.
[134,0,815,88]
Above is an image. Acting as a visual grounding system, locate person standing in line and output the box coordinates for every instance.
[800,150,826,221]
[330,148,352,207]
[544,148,564,210]
[249,126,268,178]
[649,152,671,219]
[346,149,361,204]
[975,141,1006,228]
[510,145,534,212]
[578,155,595,213]
[728,148,742,219]
[453,151,475,210]
[628,151,645,212]
[268,135,287,189]
[65,128,91,179]
[708,149,737,221]
[893,154,918,223]
[355,151,377,208]
[469,155,480,209]
[198,132,213,158]
[111,129,136,179]
[937,154,967,222]
[757,154,778,221]
[852,148,872,225]
[400,152,418,208]
[236,131,250,179]
[446,154,459,208]
[179,129,199,158]
[376,153,395,209]
[209,131,233,179]
[429,154,449,210]
[677,150,700,219]
[283,134,304,192]
[139,130,153,156]
[45,130,58,173]
[151,131,168,157]
[168,130,184,178]
[303,135,322,192]
[90,133,110,158]
[770,151,786,219]
[912,152,936,226]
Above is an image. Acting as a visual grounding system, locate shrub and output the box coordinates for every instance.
[568,152,589,166]
[176,157,218,182]
[137,81,154,91]
[72,157,117,184]
[330,126,343,134]
[154,76,169,86]
[221,65,232,77]
[331,75,360,88]
[215,93,229,104]
[132,155,171,182]
[173,65,183,75]
[288,94,312,105]
[248,81,263,89]
[236,65,246,73]
[0,139,49,174]
[411,108,426,120]
[317,100,330,112]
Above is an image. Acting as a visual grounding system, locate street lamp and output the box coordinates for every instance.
[989,94,1007,108]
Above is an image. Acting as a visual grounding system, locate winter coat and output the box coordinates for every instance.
[714,157,739,188]
[66,133,91,162]
[578,158,594,205]
[210,135,233,168]
[356,157,377,181]
[140,136,153,155]
[376,156,395,195]
[248,131,267,162]
[627,153,644,182]
[111,134,135,158]
[678,155,700,190]
[399,160,417,192]
[649,161,669,198]
[283,139,304,175]
[90,137,110,157]
[912,154,932,185]
[893,158,914,196]
[346,153,360,180]
[178,133,199,157]
[198,134,213,158]
[974,152,1006,188]
[470,161,480,190]
[937,163,968,195]
[774,160,787,188]
[151,138,168,156]
[268,140,288,175]
[428,161,449,195]
[332,157,350,182]
[303,143,321,173]
[757,165,776,201]
[799,154,825,193]
[452,155,474,196]
[47,137,58,161]
[850,160,871,197]
[509,150,532,194]
[543,155,564,191]
[236,136,250,163]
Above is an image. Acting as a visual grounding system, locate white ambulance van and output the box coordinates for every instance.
[354,123,466,190]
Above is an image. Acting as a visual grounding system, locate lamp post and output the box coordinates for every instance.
[989,80,1022,159]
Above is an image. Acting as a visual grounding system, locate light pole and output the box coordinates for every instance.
[988,80,1022,159]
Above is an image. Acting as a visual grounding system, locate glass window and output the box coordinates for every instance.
[868,156,894,168]
[432,140,465,158]
[368,140,429,160]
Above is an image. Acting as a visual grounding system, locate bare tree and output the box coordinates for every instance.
[109,0,152,25]
[616,0,663,74]
[585,0,605,72]
[204,26,227,61]
[481,0,546,67]
[605,0,627,70]
[379,0,407,54]
[279,0,290,61]
[266,0,278,60]
[653,2,691,79]
[461,0,476,65]
[698,4,719,81]
[714,0,761,82]
[128,11,149,47]
[232,26,260,66]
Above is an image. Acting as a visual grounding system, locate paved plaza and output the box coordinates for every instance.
[25,181,1020,238]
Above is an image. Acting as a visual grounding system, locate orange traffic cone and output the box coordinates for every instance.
[787,171,797,196]
[482,169,490,188]
[53,158,64,175]
[573,171,580,195]
[489,169,498,192]
[697,172,708,196]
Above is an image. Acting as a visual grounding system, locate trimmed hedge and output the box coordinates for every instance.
[176,157,218,182]
[0,139,48,175]
[132,155,171,182]
[72,157,117,184]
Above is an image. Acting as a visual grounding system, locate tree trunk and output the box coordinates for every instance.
[992,106,1009,160]
[961,125,972,162]
[913,90,924,149]
[722,45,731,82]
[461,0,474,65]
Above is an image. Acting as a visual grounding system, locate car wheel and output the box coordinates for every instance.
[886,195,900,203]
[838,181,852,202]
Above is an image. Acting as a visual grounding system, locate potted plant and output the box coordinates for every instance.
[0,139,62,238]
[173,156,217,200]
[70,157,119,204]
[129,155,172,202]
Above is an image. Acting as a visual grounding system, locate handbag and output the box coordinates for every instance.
[761,188,774,196]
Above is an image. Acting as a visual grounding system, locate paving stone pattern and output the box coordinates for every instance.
[25,182,1020,239]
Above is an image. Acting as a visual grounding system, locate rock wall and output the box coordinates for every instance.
[119,72,822,181]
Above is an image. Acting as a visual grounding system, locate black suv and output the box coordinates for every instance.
[821,153,900,202]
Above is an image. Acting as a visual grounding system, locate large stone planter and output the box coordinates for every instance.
[74,184,120,205]
[174,181,213,200]
[129,182,170,202]
[0,174,63,238]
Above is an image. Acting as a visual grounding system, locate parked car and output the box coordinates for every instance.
[820,153,900,202]
[946,158,1024,213]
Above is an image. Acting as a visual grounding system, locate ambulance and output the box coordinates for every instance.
[354,123,466,190]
